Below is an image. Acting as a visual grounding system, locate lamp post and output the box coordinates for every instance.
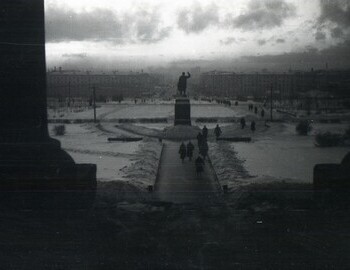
[270,84,273,121]
[93,85,97,123]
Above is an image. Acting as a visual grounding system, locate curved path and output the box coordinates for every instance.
[155,141,221,204]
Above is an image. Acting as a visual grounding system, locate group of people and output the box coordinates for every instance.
[178,125,223,176]
[248,104,265,118]
[178,141,195,162]
[240,117,256,132]
[178,141,205,176]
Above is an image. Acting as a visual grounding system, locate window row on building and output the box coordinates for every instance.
[199,70,350,99]
[47,71,157,98]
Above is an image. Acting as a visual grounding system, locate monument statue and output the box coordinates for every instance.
[174,72,191,126]
[177,72,191,96]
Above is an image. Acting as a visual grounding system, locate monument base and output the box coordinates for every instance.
[0,139,96,208]
[174,98,191,126]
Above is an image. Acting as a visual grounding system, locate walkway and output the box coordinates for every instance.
[155,141,220,204]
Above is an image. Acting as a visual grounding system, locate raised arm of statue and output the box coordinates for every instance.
[187,72,191,78]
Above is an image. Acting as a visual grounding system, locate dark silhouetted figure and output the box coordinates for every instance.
[200,140,209,161]
[187,141,194,161]
[177,72,191,96]
[254,107,258,114]
[261,109,265,118]
[341,152,350,166]
[240,117,246,129]
[202,125,208,139]
[179,142,187,163]
[197,132,204,148]
[251,121,256,132]
[195,156,204,176]
[214,124,222,139]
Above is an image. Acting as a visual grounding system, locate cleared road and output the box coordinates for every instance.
[155,141,220,204]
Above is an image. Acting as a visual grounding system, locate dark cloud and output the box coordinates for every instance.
[257,39,267,46]
[220,37,238,45]
[331,27,344,38]
[319,0,350,28]
[242,40,350,68]
[276,38,285,43]
[315,31,326,40]
[318,0,350,40]
[45,7,123,42]
[45,6,171,43]
[226,0,296,30]
[177,3,219,33]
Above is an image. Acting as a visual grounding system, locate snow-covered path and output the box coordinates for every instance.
[156,141,220,204]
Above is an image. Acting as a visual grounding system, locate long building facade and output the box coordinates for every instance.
[199,70,350,99]
[47,70,158,100]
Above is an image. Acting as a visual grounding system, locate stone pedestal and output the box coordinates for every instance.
[174,98,191,126]
[0,0,96,204]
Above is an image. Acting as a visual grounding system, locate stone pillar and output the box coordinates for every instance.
[174,98,191,126]
[0,0,96,196]
[0,0,49,142]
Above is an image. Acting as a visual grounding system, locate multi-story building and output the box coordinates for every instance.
[199,70,350,100]
[47,69,158,100]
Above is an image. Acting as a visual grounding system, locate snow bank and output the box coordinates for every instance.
[51,123,163,201]
[50,123,142,182]
[120,138,163,190]
[209,122,349,192]
[234,130,349,183]
[209,142,253,190]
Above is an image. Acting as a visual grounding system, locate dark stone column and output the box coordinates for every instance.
[0,0,96,196]
[0,0,49,142]
[174,98,191,126]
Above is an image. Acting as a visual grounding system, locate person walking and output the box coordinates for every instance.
[179,142,187,163]
[200,140,209,161]
[240,117,246,129]
[214,124,222,139]
[187,141,194,161]
[251,121,256,132]
[261,109,265,118]
[254,106,258,114]
[196,132,203,148]
[195,156,204,176]
[202,125,208,140]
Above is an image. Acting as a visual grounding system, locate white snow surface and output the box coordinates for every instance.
[49,123,162,190]
[234,123,349,184]
[49,103,243,121]
[209,122,349,190]
[48,101,350,193]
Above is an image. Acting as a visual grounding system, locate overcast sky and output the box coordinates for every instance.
[45,0,350,71]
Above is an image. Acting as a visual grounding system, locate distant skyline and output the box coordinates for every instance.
[45,0,350,71]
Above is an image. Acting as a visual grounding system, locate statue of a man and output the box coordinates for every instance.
[177,72,191,96]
